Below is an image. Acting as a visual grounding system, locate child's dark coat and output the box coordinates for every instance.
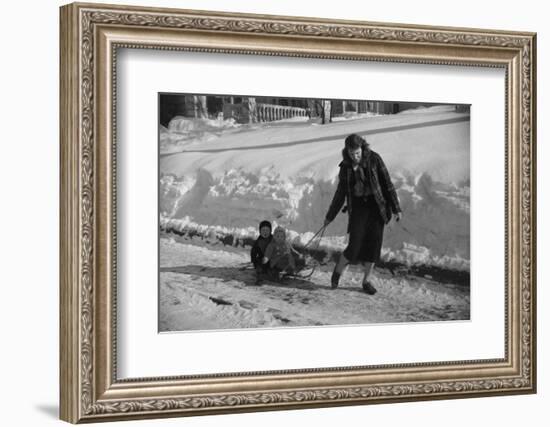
[250,235,273,271]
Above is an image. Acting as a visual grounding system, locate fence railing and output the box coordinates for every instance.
[223,102,308,123]
[256,103,307,122]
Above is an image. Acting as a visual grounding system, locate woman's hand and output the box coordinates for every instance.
[394,212,403,222]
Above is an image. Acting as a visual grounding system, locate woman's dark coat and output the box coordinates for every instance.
[325,148,401,227]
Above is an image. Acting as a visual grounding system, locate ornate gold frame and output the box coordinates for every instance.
[60,2,537,423]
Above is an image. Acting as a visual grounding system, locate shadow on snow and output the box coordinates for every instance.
[159,264,366,293]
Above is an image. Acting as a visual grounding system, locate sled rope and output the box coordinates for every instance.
[293,224,327,279]
[302,224,327,250]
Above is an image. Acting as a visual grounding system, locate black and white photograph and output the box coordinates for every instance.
[2,0,544,424]
[158,93,471,332]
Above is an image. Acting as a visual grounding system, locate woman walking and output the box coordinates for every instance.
[324,134,402,294]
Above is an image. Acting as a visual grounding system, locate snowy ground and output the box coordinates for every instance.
[159,235,470,332]
[158,106,471,331]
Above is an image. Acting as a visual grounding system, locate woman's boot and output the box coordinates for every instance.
[362,281,377,295]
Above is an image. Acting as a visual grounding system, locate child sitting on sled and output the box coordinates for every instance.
[262,226,303,279]
[250,220,273,276]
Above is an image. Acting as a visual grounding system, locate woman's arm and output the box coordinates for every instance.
[375,154,401,215]
[325,167,347,223]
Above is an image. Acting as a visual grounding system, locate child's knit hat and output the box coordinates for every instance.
[259,220,272,232]
[273,226,286,237]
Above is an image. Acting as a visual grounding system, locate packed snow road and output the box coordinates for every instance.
[159,236,470,332]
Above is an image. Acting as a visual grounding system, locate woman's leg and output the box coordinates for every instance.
[361,261,377,294]
[361,261,374,282]
[331,252,349,289]
[357,197,383,295]
[335,252,348,274]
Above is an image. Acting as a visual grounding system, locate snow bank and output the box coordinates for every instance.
[160,117,242,154]
[160,209,470,272]
[332,112,382,122]
[160,166,469,256]
[160,110,470,270]
[380,243,469,271]
[397,105,458,115]
[162,116,312,154]
[168,116,241,133]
